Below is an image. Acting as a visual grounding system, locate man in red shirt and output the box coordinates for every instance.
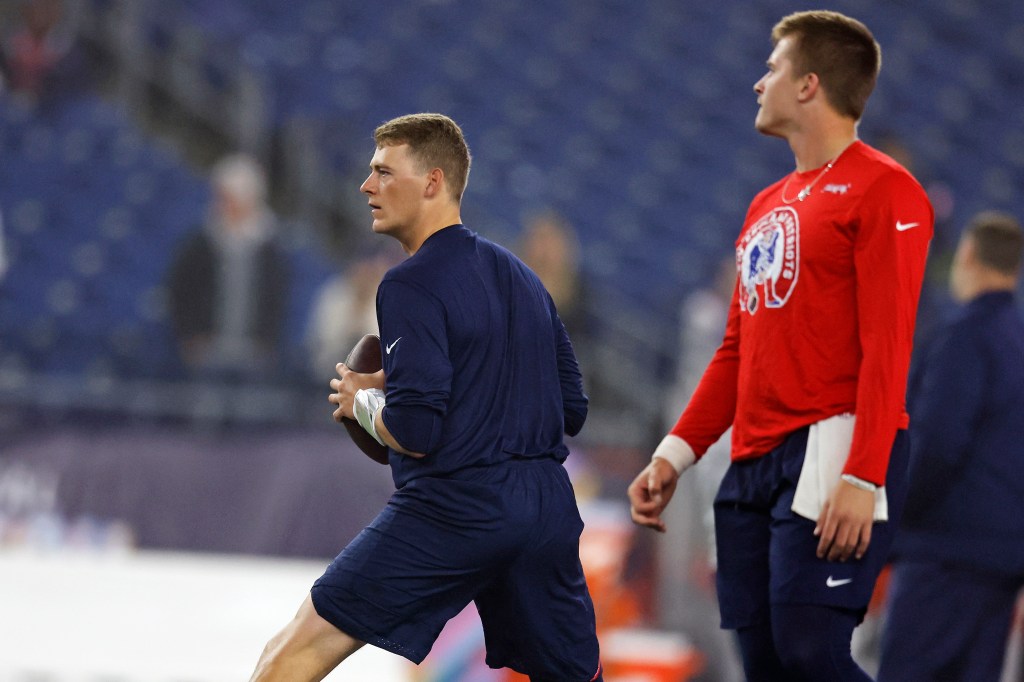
[629,11,932,681]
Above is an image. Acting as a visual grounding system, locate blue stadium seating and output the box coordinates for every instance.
[2,0,1023,387]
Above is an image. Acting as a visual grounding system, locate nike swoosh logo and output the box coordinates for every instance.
[385,338,402,354]
[896,221,920,231]
[826,576,853,588]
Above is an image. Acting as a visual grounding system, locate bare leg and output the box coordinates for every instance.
[250,592,365,681]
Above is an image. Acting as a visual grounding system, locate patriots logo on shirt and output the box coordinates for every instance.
[737,207,799,315]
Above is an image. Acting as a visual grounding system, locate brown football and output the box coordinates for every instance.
[341,333,388,465]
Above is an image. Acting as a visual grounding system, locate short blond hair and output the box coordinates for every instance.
[772,11,880,121]
[373,113,472,203]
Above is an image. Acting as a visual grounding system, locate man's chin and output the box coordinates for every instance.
[754,120,784,139]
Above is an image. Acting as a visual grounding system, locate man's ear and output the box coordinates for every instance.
[423,167,445,198]
[797,71,820,103]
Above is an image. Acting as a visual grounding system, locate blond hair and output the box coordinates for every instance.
[373,113,472,203]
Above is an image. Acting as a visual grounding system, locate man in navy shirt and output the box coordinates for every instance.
[250,113,602,682]
[878,211,1024,682]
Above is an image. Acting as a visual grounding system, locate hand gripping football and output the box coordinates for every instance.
[342,334,389,465]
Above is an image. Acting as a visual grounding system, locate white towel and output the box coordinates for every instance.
[791,413,888,522]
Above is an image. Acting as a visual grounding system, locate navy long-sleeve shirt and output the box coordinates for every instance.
[376,224,588,489]
[896,291,1024,577]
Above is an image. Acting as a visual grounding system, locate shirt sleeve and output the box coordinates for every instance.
[553,306,588,437]
[844,172,933,484]
[669,283,741,457]
[377,278,450,455]
[902,325,985,523]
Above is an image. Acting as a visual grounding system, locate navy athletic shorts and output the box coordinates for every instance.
[310,457,602,681]
[713,426,909,629]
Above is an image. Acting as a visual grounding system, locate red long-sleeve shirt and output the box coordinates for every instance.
[671,141,933,485]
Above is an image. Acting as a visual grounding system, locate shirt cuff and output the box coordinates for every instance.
[652,434,697,475]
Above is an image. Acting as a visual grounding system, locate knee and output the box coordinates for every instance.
[771,605,862,681]
[250,595,352,682]
[736,622,788,681]
[773,630,826,678]
[249,632,289,681]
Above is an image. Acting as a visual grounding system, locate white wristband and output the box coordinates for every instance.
[353,388,386,446]
[840,473,879,492]
[651,435,697,475]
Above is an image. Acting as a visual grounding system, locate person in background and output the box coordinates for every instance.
[304,247,396,381]
[166,153,290,379]
[628,11,933,680]
[518,210,596,402]
[658,254,745,682]
[0,0,85,106]
[518,210,587,345]
[877,211,1024,682]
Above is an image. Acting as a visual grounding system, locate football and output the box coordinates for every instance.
[341,334,389,465]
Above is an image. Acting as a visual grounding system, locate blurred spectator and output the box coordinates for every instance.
[518,210,588,345]
[517,209,601,406]
[663,255,737,429]
[304,247,397,381]
[878,211,1024,682]
[165,153,290,379]
[0,0,85,106]
[660,254,744,682]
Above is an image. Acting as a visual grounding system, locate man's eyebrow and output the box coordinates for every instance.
[370,162,391,171]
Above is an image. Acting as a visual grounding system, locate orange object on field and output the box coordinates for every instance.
[600,628,704,682]
[867,563,892,614]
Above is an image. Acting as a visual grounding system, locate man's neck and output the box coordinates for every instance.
[401,210,462,255]
[787,116,859,172]
[965,276,1018,302]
